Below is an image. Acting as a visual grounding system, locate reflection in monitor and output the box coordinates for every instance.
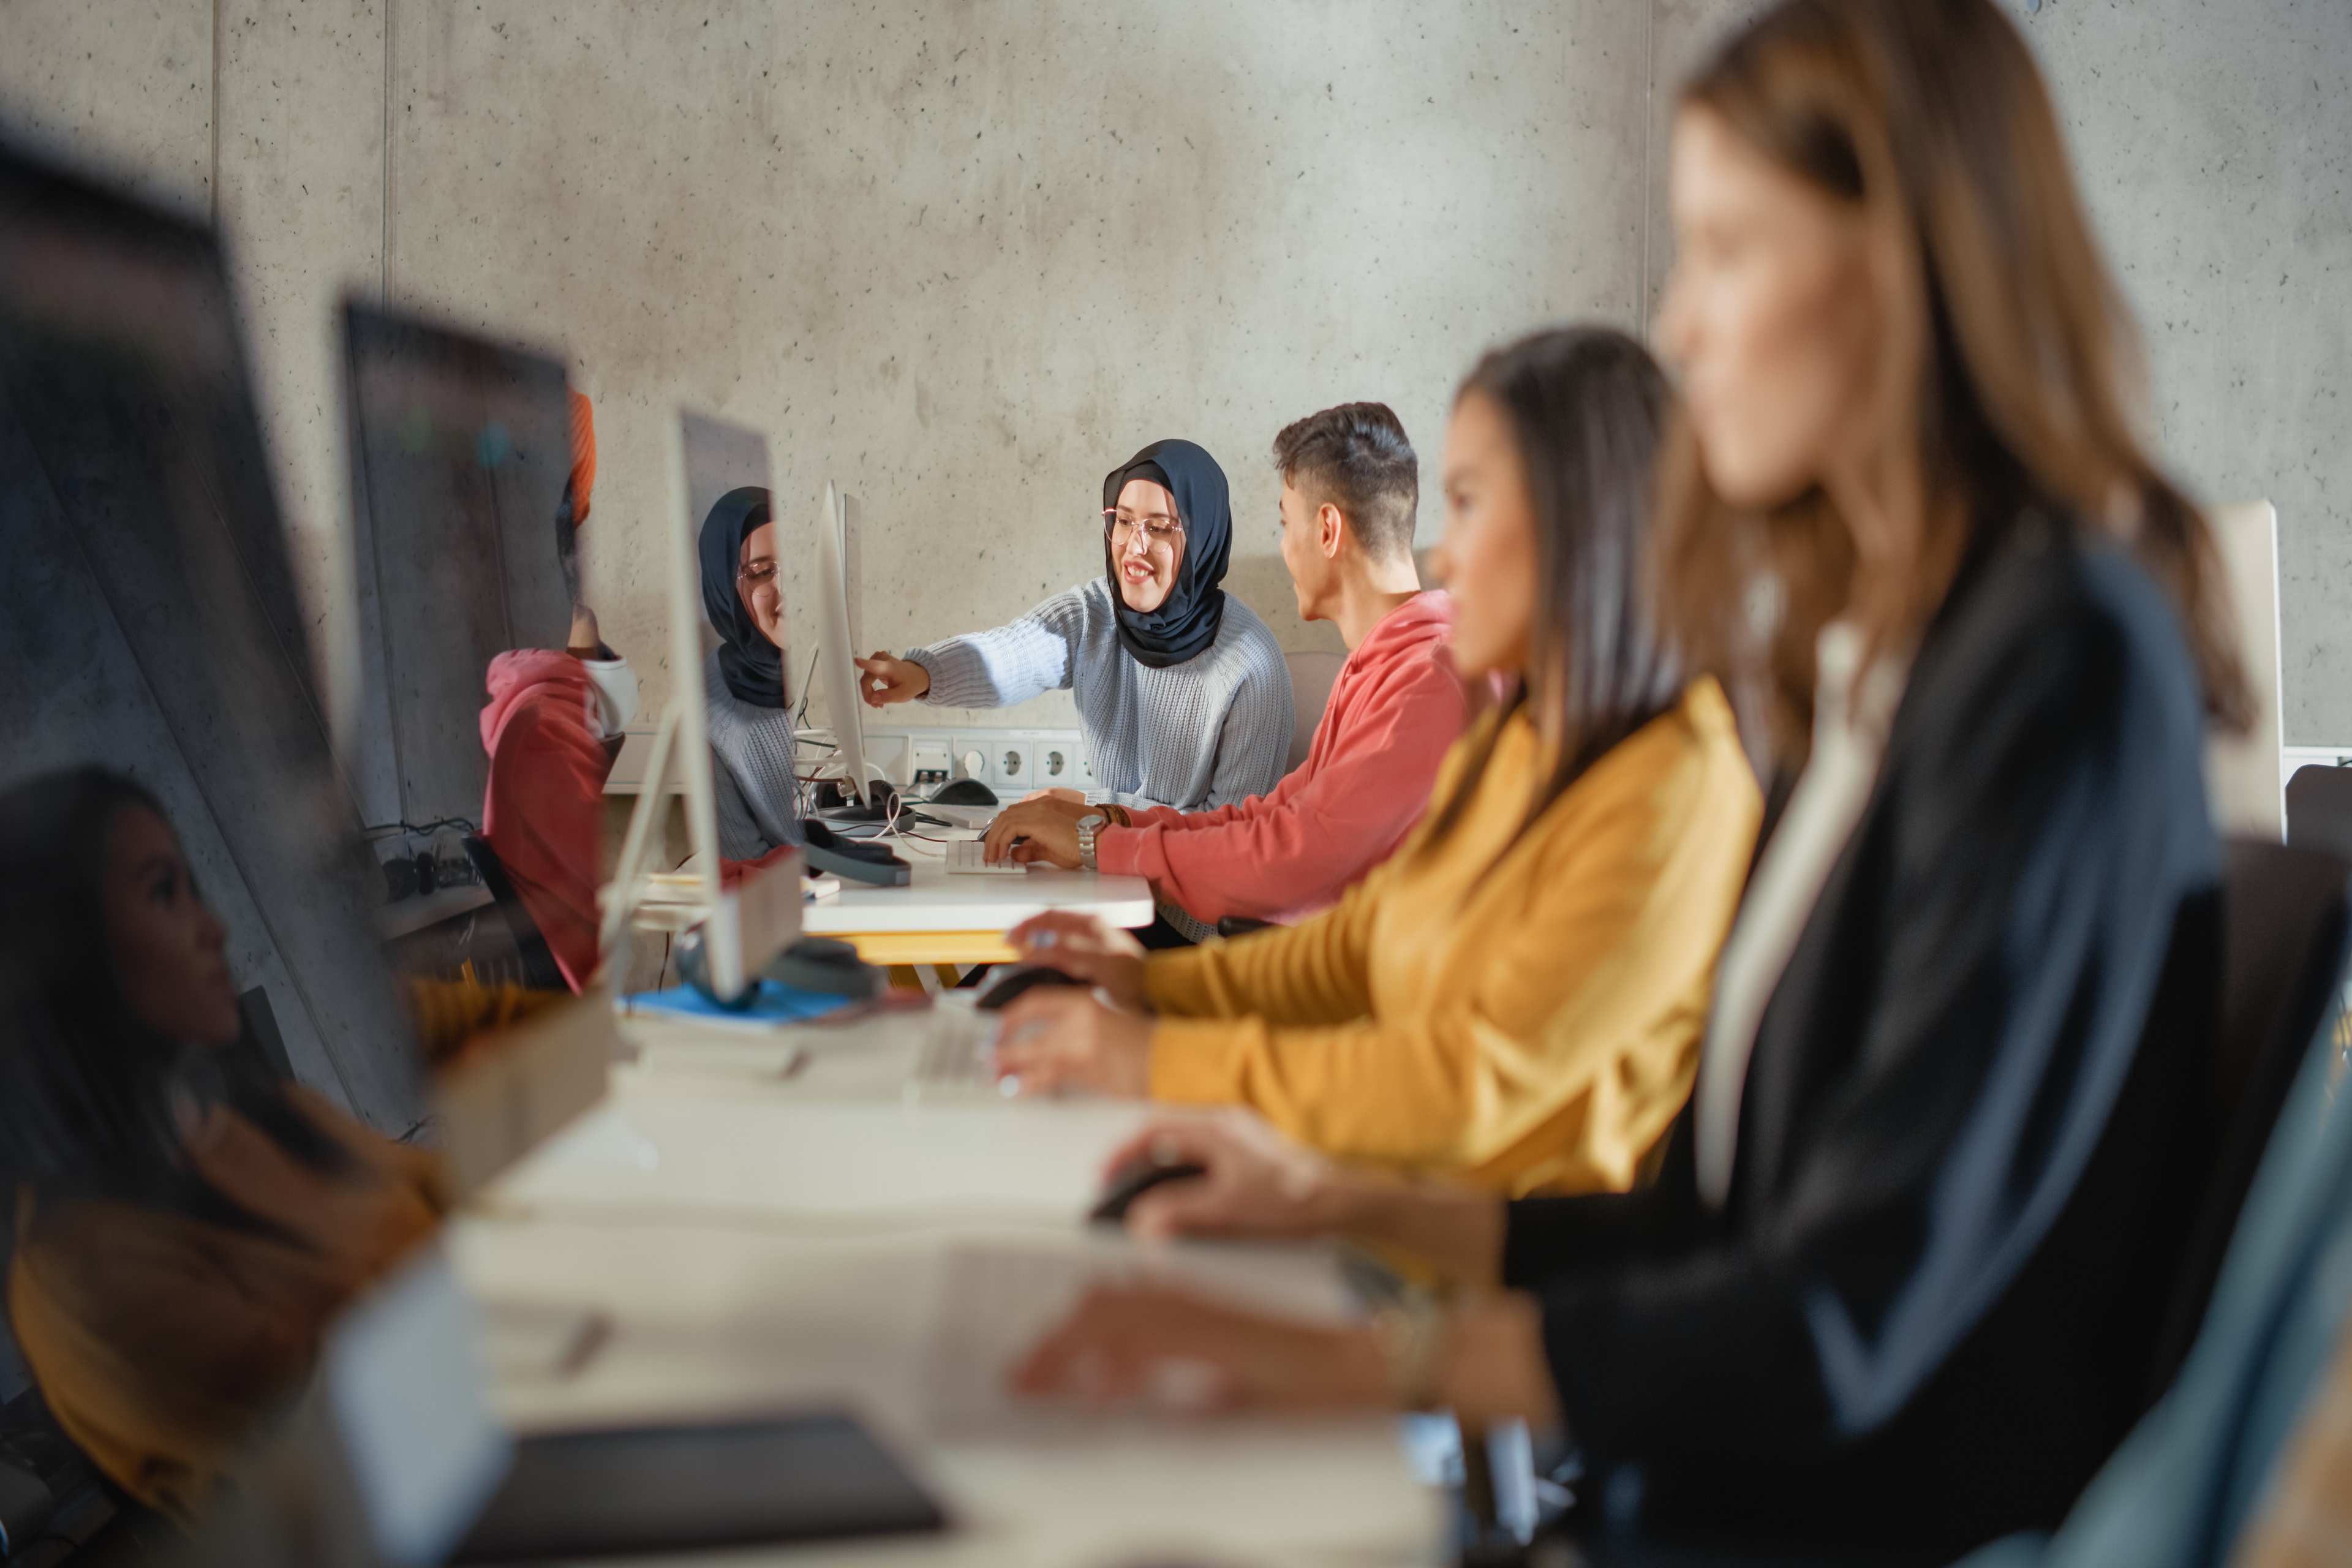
[342,306,603,998]
[0,145,420,1132]
[0,141,449,1535]
[344,304,575,832]
[600,413,801,1001]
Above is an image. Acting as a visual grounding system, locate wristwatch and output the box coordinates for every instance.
[1075,813,1107,872]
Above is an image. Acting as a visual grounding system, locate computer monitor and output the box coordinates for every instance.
[600,413,801,1001]
[342,304,576,832]
[0,141,423,1131]
[810,480,890,811]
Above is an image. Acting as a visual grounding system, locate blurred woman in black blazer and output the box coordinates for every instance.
[1011,1,2251,1559]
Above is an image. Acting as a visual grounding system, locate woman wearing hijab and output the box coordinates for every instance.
[853,440,1294,816]
[697,486,807,861]
[0,769,442,1520]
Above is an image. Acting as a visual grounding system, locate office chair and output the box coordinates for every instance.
[2145,837,2352,1403]
[2285,764,2352,861]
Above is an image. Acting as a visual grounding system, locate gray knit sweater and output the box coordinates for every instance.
[704,652,805,861]
[905,581,1293,812]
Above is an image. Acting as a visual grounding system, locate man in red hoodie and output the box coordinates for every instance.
[984,402,1464,933]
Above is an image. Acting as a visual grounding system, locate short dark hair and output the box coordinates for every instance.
[1271,402,1419,561]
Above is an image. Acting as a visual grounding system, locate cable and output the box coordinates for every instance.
[461,1196,1084,1240]
[363,816,479,841]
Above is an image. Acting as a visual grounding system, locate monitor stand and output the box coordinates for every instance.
[813,781,899,822]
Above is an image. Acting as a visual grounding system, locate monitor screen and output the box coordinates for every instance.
[0,141,453,1537]
[344,305,576,834]
[0,147,421,1134]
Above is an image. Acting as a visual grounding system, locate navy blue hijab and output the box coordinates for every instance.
[1102,440,1231,669]
[697,486,785,708]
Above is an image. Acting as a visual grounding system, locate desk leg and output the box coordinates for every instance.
[886,963,958,995]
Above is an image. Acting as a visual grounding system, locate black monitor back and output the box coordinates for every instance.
[343,304,573,832]
[0,145,421,1131]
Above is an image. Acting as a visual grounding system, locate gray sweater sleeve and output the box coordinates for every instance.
[904,589,1089,709]
[1201,655,1295,809]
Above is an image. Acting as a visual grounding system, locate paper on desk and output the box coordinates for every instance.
[489,1098,1152,1221]
[924,1237,1360,1433]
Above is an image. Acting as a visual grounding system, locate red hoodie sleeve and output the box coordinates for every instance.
[1095,645,1465,924]
[480,652,614,992]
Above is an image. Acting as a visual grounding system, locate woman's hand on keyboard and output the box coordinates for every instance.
[1005,910,1148,1010]
[992,989,1153,1097]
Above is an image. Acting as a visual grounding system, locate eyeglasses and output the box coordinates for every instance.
[737,560,780,589]
[1102,510,1184,551]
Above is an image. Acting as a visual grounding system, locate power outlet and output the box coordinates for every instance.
[863,727,1088,794]
[995,740,1039,791]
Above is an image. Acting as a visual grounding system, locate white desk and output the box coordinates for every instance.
[802,843,1155,967]
[450,1008,1441,1567]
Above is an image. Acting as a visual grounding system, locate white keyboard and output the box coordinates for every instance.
[925,1246,1109,1430]
[946,838,1030,875]
[913,1011,995,1085]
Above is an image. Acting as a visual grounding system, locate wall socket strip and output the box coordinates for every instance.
[859,728,1095,794]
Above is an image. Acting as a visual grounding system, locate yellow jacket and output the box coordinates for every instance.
[1145,677,1760,1196]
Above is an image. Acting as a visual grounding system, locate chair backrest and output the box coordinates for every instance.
[2147,837,2352,1398]
[2002,953,2352,1568]
[1284,650,1348,772]
[2285,765,2352,862]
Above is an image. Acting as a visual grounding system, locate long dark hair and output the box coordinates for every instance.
[1422,326,1683,856]
[0,767,189,1201]
[1653,0,2249,766]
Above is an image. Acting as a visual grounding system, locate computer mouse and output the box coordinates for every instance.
[1088,1159,1210,1224]
[973,963,1087,1011]
[761,937,884,1000]
[930,777,1000,807]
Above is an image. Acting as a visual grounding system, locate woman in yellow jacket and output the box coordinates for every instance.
[993,325,1761,1196]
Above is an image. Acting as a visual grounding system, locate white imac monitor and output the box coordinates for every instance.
[812,481,892,812]
[598,416,801,1001]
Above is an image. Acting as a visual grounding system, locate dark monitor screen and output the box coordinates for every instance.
[0,146,421,1133]
[344,305,575,833]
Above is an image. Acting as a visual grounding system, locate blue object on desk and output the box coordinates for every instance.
[622,981,854,1025]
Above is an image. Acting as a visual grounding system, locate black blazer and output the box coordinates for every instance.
[1504,511,2222,1561]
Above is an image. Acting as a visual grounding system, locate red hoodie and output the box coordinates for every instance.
[478,650,616,991]
[1096,591,1464,926]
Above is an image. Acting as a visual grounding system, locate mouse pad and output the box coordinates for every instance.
[451,1411,947,1561]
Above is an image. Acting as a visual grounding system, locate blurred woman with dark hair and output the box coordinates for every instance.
[990,326,1762,1197]
[1011,1,2242,1556]
[0,768,440,1521]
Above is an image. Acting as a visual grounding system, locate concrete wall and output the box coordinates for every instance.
[2,0,2347,737]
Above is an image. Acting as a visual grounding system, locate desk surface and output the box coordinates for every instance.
[451,1006,1439,1566]
[801,847,1155,935]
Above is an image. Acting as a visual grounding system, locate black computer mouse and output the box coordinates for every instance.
[761,937,885,1000]
[930,777,1000,807]
[1088,1159,1211,1224]
[974,963,1087,1011]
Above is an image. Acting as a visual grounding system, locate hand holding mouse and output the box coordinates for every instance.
[1005,910,1148,1011]
[1092,1113,1341,1242]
